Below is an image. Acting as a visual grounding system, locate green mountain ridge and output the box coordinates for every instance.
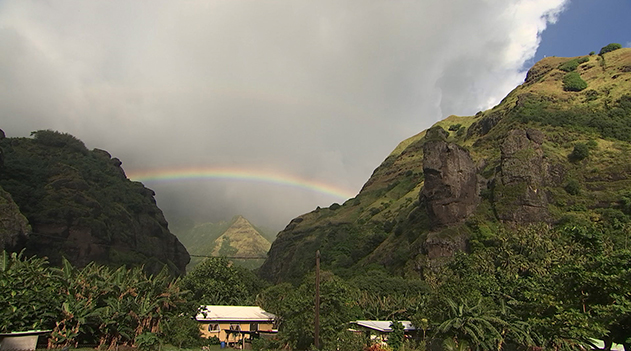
[172,215,273,270]
[259,47,631,284]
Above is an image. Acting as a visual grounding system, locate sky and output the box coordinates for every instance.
[1,0,629,232]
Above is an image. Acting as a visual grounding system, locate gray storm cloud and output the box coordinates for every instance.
[0,0,567,230]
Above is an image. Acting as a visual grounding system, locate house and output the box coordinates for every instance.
[196,306,277,346]
[349,320,417,344]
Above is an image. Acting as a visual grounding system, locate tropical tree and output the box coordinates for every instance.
[387,320,404,351]
[434,297,505,351]
[180,257,256,305]
[257,271,361,351]
[0,251,61,332]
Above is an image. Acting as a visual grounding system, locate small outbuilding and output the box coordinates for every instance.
[196,306,277,347]
[349,320,417,344]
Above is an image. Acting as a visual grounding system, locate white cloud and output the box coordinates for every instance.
[0,0,569,230]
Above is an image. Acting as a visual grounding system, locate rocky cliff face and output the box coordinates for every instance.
[495,129,550,223]
[0,130,190,275]
[420,127,479,228]
[259,48,631,283]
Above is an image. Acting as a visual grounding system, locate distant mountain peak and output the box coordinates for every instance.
[212,216,271,257]
[171,214,275,271]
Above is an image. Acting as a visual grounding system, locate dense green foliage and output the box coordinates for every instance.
[515,95,631,141]
[599,43,623,55]
[254,220,631,351]
[0,251,203,349]
[0,251,60,332]
[562,72,588,91]
[180,257,268,305]
[256,272,362,350]
[388,321,405,351]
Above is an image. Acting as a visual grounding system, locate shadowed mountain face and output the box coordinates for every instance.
[172,215,273,271]
[0,130,190,275]
[260,48,631,284]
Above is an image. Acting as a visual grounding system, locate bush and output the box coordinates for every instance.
[161,314,204,348]
[448,124,462,131]
[0,251,61,333]
[565,179,581,195]
[569,143,589,162]
[559,57,589,72]
[586,140,598,149]
[599,43,622,55]
[585,89,599,101]
[456,126,466,137]
[136,332,161,351]
[563,72,588,92]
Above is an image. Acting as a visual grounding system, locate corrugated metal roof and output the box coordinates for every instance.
[350,320,416,332]
[196,305,276,322]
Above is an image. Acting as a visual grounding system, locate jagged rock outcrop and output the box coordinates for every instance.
[420,128,479,228]
[494,129,549,223]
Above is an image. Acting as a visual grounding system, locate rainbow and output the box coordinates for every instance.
[126,167,357,201]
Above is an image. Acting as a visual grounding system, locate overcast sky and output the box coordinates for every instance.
[2,0,626,231]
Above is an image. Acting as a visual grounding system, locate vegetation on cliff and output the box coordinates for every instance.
[0,129,190,274]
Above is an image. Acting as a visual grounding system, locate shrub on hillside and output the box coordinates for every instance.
[584,89,599,101]
[559,57,589,72]
[563,72,588,92]
[448,124,462,131]
[565,179,581,195]
[569,143,589,162]
[586,140,598,149]
[599,43,622,55]
[456,126,466,136]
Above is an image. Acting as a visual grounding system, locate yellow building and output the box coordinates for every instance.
[196,306,277,347]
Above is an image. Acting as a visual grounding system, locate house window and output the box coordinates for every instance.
[250,323,258,332]
[229,324,241,331]
[208,324,220,332]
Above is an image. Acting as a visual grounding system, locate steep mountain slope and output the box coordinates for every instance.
[260,47,631,284]
[172,215,272,270]
[0,130,190,275]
